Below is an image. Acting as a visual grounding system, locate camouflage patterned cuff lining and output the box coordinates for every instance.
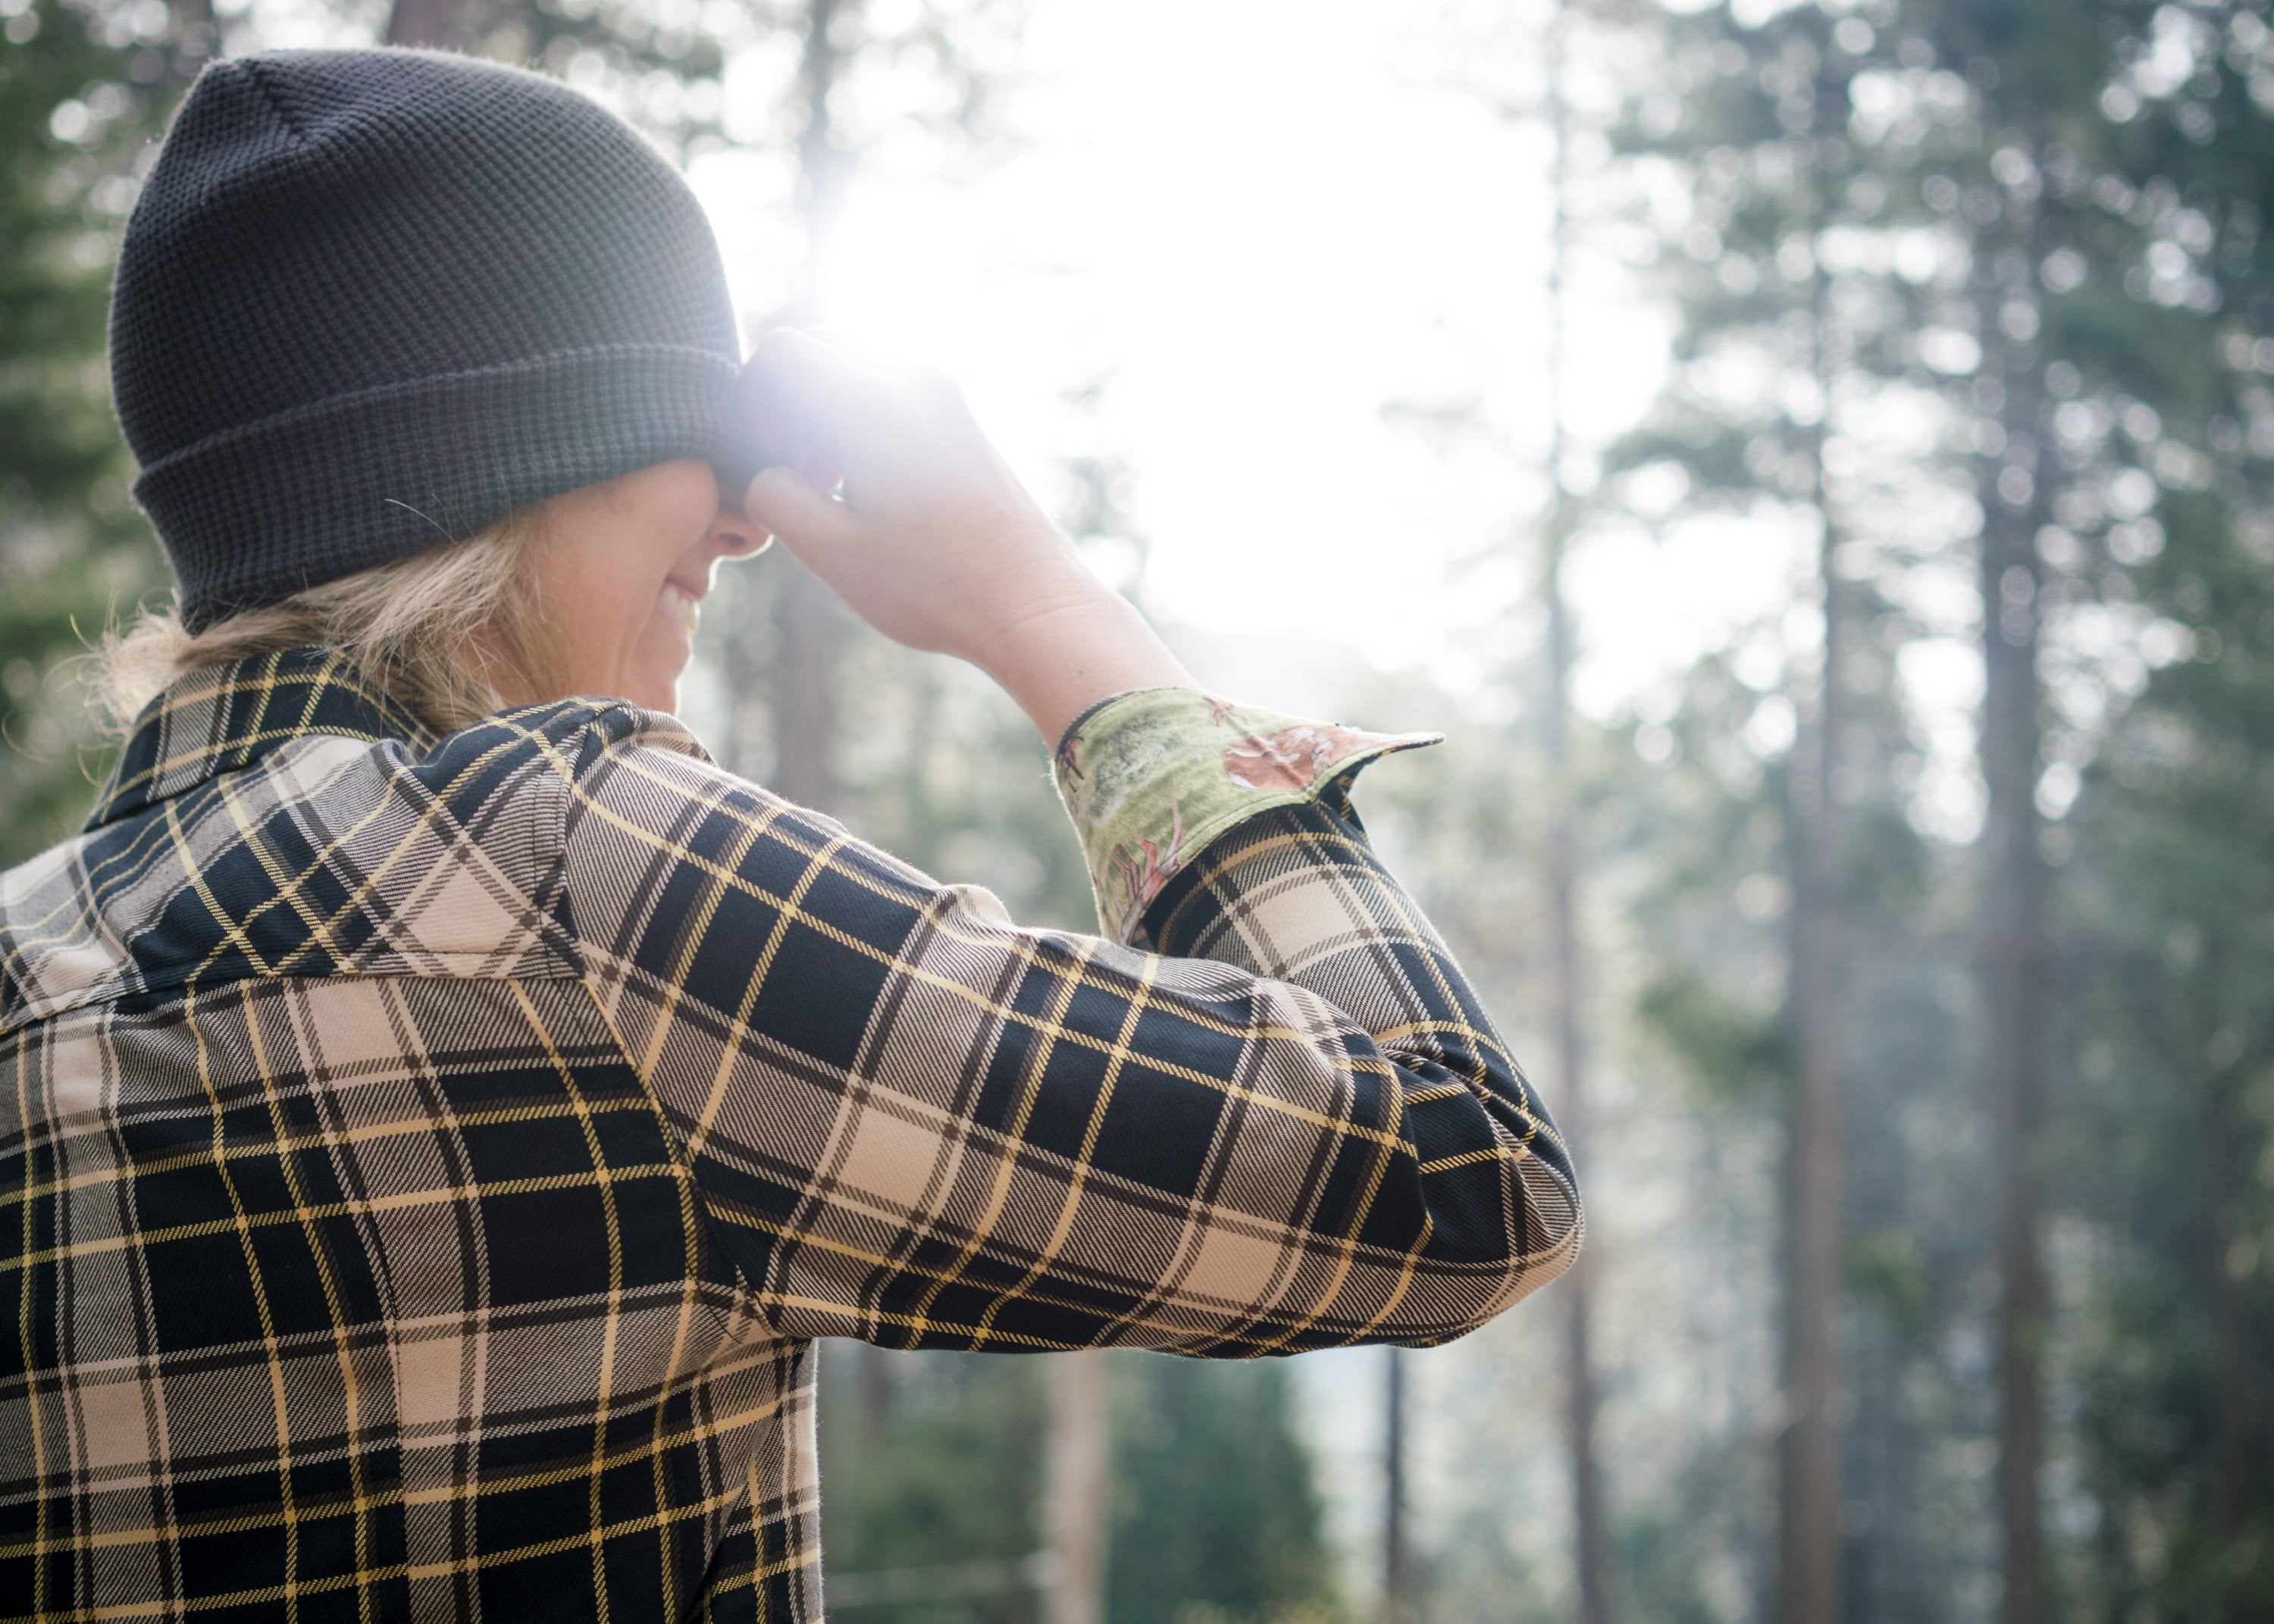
[1053,687,1441,944]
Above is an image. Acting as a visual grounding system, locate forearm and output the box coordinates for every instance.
[969,576,1198,747]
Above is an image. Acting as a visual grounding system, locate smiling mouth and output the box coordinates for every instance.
[658,580,701,638]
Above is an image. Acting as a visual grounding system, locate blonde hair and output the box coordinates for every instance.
[96,508,547,737]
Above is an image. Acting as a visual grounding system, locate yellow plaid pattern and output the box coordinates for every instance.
[0,648,1578,1622]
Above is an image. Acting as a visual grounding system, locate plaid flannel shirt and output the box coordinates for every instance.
[0,647,1578,1623]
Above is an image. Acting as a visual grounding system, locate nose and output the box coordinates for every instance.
[708,508,772,560]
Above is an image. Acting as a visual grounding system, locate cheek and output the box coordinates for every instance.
[535,569,672,699]
[631,596,694,687]
[573,550,664,637]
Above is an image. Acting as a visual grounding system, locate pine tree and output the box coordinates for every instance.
[0,0,174,865]
[1106,1355,1345,1624]
[1606,8,1918,1613]
[2047,4,2274,1616]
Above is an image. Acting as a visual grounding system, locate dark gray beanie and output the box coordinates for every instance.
[109,47,760,627]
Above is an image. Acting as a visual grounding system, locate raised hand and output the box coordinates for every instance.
[738,328,1195,743]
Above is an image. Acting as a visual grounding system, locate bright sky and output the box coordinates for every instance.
[688,0,1698,706]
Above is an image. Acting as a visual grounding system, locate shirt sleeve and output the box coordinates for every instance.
[555,696,1579,1356]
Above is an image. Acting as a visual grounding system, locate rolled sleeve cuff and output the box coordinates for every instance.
[1052,687,1439,944]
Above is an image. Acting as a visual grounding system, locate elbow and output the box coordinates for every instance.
[1490,1150,1586,1320]
[1389,1148,1586,1344]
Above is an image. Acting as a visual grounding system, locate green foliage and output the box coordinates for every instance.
[0,0,168,865]
[1609,1444,1772,1624]
[1637,964,1790,1110]
[1,0,126,499]
[1837,797,1931,920]
[1107,1355,1343,1624]
[816,1349,1345,1624]
[1843,1230,1931,1343]
[2063,524,2274,1616]
[2031,7,2274,1611]
[819,1349,1049,1624]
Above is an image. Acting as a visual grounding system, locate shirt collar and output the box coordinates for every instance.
[87,646,439,831]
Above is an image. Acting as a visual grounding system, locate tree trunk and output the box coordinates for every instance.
[1780,669,1846,1624]
[384,0,460,49]
[1540,8,1612,1621]
[854,1341,890,1439]
[1974,191,2049,1624]
[772,565,844,808]
[1383,1346,1413,1623]
[1045,1353,1109,1624]
[771,0,855,811]
[2204,1057,2266,1624]
[1777,61,1850,1624]
[169,0,219,70]
[1546,574,1611,1624]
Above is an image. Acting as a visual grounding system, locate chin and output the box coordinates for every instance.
[632,659,688,714]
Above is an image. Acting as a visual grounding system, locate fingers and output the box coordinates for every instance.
[802,450,847,499]
[741,328,885,454]
[741,464,861,566]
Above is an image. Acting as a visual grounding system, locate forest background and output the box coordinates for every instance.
[3,0,2269,1621]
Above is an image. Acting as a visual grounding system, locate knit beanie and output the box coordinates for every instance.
[109,47,760,627]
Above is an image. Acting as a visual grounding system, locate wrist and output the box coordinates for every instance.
[969,579,1198,746]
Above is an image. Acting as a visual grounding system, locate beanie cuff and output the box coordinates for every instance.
[136,343,760,627]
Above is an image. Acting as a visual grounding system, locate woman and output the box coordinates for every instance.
[1,45,1579,1623]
